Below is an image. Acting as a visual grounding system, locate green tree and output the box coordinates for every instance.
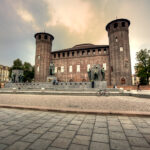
[135,49,150,85]
[23,62,34,82]
[9,58,23,78]
[9,59,34,82]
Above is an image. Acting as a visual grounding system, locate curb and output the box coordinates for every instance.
[0,104,150,117]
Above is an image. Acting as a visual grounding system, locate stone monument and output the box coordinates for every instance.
[11,70,24,83]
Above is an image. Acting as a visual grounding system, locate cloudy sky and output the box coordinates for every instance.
[0,0,150,73]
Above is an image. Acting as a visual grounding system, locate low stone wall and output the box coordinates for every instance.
[4,81,107,90]
[107,85,150,90]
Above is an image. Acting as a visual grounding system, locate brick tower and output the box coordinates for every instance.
[106,19,132,85]
[34,32,54,82]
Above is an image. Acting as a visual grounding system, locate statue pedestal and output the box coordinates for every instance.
[47,76,57,82]
[94,81,107,89]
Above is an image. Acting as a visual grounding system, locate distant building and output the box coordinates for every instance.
[34,18,132,85]
[0,65,9,82]
[132,74,140,85]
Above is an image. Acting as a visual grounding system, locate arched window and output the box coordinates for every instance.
[38,35,41,39]
[122,22,125,27]
[121,78,126,84]
[69,79,73,82]
[44,35,47,39]
[114,23,118,28]
[82,79,86,82]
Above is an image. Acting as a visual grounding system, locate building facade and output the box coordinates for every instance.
[34,18,132,86]
[0,65,9,82]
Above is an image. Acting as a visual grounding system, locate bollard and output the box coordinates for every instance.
[12,88,17,93]
[41,87,45,93]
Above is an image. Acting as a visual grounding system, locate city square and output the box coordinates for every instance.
[0,0,150,150]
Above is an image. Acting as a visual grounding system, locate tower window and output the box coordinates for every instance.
[120,47,123,52]
[87,50,90,55]
[98,49,101,54]
[44,35,47,39]
[63,53,65,57]
[77,51,80,56]
[114,23,118,28]
[115,37,118,42]
[38,35,41,39]
[72,52,74,56]
[93,50,95,55]
[67,52,70,57]
[77,65,80,72]
[37,55,40,60]
[82,51,85,55]
[54,54,56,58]
[122,22,125,27]
[58,53,60,58]
[104,49,106,53]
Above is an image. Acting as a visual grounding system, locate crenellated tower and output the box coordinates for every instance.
[106,19,132,85]
[34,32,54,82]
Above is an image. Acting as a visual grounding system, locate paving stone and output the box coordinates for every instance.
[108,125,123,132]
[93,127,108,134]
[0,144,7,150]
[7,141,30,150]
[42,122,55,128]
[70,120,82,125]
[80,123,94,129]
[51,137,71,149]
[95,122,107,128]
[69,144,88,150]
[122,124,137,130]
[92,133,109,143]
[109,131,126,140]
[124,129,143,137]
[65,125,79,131]
[21,133,40,142]
[41,132,58,141]
[32,127,49,134]
[47,147,64,150]
[72,135,90,146]
[90,142,110,150]
[108,120,121,126]
[59,130,76,138]
[0,125,9,131]
[131,147,150,150]
[77,128,92,136]
[0,134,22,145]
[143,134,150,144]
[138,128,150,134]
[0,129,14,137]
[15,128,32,136]
[26,123,41,129]
[128,137,150,147]
[50,126,64,132]
[29,139,52,150]
[110,139,131,150]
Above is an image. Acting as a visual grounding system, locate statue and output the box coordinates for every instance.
[87,69,91,81]
[87,64,105,81]
[49,62,55,75]
[101,68,105,81]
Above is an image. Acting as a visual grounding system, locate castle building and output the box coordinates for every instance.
[34,18,132,86]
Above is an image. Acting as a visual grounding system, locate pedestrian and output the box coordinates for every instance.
[137,82,141,91]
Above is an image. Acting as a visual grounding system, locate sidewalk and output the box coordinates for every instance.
[0,94,150,116]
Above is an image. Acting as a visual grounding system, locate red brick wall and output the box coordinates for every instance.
[52,48,111,85]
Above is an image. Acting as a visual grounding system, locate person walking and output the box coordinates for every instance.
[137,82,141,91]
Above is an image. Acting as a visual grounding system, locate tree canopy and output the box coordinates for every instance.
[135,49,150,85]
[9,58,34,82]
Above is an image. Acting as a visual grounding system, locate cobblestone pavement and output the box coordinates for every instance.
[1,94,150,112]
[0,108,150,150]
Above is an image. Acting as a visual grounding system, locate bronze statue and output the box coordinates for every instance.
[87,64,105,81]
[49,62,55,75]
